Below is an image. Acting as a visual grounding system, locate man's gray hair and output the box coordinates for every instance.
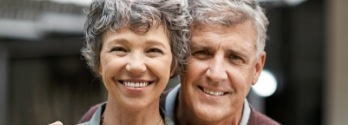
[188,0,269,55]
[82,0,192,77]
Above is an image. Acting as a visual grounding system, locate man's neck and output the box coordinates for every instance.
[175,91,244,125]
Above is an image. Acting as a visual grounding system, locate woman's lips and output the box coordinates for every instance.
[119,80,153,88]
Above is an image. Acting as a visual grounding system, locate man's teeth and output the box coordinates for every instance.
[203,88,224,96]
[124,81,149,88]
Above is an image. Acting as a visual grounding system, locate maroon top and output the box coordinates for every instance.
[78,103,102,123]
[78,89,280,125]
[248,107,280,125]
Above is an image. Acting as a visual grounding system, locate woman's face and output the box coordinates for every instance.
[99,25,173,109]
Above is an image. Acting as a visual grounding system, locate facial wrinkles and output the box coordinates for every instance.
[100,47,113,70]
[100,55,118,92]
[208,46,227,81]
[212,41,255,96]
[196,29,252,58]
[212,22,257,54]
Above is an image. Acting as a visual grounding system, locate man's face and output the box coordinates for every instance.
[180,20,266,122]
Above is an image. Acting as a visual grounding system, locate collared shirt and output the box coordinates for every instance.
[164,84,251,125]
[79,103,174,125]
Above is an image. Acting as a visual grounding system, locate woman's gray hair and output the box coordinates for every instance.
[81,0,192,77]
[188,0,269,55]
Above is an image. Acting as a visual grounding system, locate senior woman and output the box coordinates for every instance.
[78,0,191,125]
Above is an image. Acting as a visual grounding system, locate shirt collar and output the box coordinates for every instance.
[239,99,251,125]
[165,84,251,125]
[81,103,105,125]
[83,103,174,125]
[165,84,181,120]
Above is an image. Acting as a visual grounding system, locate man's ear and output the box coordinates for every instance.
[252,51,266,85]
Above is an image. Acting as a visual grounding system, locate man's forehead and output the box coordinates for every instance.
[190,21,258,54]
[191,20,254,32]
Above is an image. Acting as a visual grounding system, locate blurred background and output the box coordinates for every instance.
[0,0,347,125]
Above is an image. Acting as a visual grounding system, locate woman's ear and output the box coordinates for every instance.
[97,61,103,77]
[170,59,178,77]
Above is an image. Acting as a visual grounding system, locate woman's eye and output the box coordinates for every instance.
[146,48,164,57]
[147,48,164,54]
[110,47,127,52]
[109,46,128,56]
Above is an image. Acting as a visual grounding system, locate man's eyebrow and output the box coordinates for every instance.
[223,45,250,62]
[221,39,251,52]
[190,42,212,51]
[191,39,211,47]
[227,49,247,57]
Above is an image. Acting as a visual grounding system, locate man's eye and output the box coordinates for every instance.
[228,55,245,63]
[195,50,209,55]
[192,50,210,59]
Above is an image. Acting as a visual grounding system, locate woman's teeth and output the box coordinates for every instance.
[123,81,149,88]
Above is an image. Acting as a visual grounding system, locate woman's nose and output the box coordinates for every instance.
[126,54,146,75]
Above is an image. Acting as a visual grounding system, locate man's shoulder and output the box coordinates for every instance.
[247,107,280,125]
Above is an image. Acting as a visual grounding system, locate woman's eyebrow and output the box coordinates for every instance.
[144,40,166,48]
[105,38,129,46]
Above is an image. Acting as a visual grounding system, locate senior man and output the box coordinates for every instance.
[79,0,279,124]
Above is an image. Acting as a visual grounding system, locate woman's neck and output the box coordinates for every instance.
[102,98,163,125]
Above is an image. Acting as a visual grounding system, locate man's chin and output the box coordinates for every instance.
[193,105,228,122]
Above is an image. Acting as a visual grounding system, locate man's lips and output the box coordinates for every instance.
[198,86,228,96]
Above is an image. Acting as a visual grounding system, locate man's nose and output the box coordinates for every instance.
[126,54,146,75]
[206,56,228,82]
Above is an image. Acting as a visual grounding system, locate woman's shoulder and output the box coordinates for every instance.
[77,122,88,125]
[78,103,106,125]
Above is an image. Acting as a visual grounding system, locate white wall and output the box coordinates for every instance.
[326,0,348,125]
